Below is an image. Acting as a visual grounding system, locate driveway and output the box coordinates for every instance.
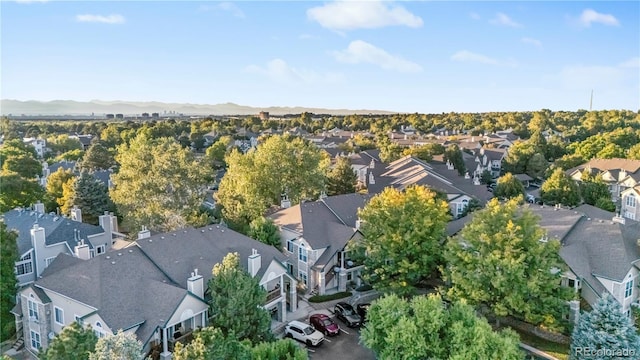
[308,325,375,360]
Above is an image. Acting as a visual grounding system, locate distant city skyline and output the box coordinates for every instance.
[2,1,639,113]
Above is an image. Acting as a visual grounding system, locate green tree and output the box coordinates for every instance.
[40,322,98,360]
[594,197,616,212]
[628,143,640,160]
[540,168,581,207]
[88,331,144,360]
[0,222,18,341]
[45,168,75,211]
[494,173,525,199]
[173,327,251,360]
[480,169,493,184]
[579,178,611,206]
[443,144,466,176]
[205,136,233,167]
[62,171,113,224]
[351,185,451,297]
[361,294,523,360]
[503,141,536,175]
[0,174,45,212]
[326,156,357,196]
[208,253,272,343]
[110,134,211,233]
[443,197,571,329]
[0,152,42,179]
[47,135,82,155]
[570,294,640,360]
[55,149,84,162]
[552,154,585,171]
[526,152,548,179]
[247,217,281,248]
[81,142,115,171]
[216,135,325,229]
[251,339,307,360]
[596,143,626,159]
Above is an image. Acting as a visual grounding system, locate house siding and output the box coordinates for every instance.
[43,290,96,334]
[21,292,52,353]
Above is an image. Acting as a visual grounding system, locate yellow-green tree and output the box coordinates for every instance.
[494,173,525,199]
[540,167,581,206]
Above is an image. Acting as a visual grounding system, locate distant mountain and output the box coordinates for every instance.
[1,99,398,116]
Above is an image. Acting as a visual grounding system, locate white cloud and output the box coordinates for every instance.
[521,37,542,48]
[469,12,480,20]
[451,50,498,65]
[75,14,125,24]
[307,1,423,31]
[579,9,619,27]
[489,12,522,28]
[244,59,343,85]
[619,57,640,68]
[199,2,245,18]
[332,40,422,73]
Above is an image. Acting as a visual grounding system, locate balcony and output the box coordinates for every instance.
[266,288,282,304]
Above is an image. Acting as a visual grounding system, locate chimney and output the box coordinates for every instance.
[319,191,327,200]
[187,269,204,299]
[612,214,626,225]
[280,195,291,209]
[369,159,375,169]
[369,172,375,185]
[74,240,91,260]
[619,169,627,181]
[355,219,361,230]
[70,206,82,223]
[138,226,151,240]
[248,249,261,278]
[34,202,45,214]
[31,224,46,277]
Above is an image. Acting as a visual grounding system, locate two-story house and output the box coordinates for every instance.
[2,204,118,286]
[620,185,640,221]
[269,193,372,296]
[12,224,296,360]
[568,158,640,205]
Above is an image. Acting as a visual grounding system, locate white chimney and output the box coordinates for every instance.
[31,224,46,277]
[619,169,627,181]
[369,159,375,169]
[280,196,291,209]
[248,249,261,278]
[187,269,204,299]
[369,172,375,185]
[355,219,361,230]
[138,226,151,240]
[34,202,45,214]
[74,240,91,260]
[70,206,82,223]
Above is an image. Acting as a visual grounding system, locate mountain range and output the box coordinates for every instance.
[1,99,397,116]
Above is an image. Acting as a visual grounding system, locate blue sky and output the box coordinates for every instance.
[2,1,639,113]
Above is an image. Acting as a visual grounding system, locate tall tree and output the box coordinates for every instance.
[247,217,281,248]
[0,223,18,341]
[62,171,113,224]
[443,144,466,176]
[45,168,75,212]
[326,156,357,196]
[494,173,525,199]
[351,185,451,297]
[208,253,272,343]
[173,327,251,360]
[40,322,98,360]
[570,294,640,360]
[110,134,211,233]
[503,141,536,175]
[88,331,144,360]
[216,135,325,229]
[361,294,523,360]
[443,197,571,329]
[81,142,115,171]
[0,174,45,212]
[628,143,640,160]
[540,167,581,207]
[579,176,612,206]
[205,136,233,167]
[526,152,548,179]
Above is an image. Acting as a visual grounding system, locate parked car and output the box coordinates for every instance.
[356,303,371,323]
[334,302,361,327]
[309,313,340,336]
[284,320,325,347]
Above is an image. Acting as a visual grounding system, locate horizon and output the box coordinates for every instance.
[2,1,639,113]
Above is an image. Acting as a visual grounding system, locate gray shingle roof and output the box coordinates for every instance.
[526,205,583,241]
[135,226,288,287]
[2,209,104,255]
[35,247,188,345]
[47,161,76,174]
[320,193,373,228]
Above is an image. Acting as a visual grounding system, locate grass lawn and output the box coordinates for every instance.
[514,329,570,360]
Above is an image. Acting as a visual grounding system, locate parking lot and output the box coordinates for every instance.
[307,324,375,360]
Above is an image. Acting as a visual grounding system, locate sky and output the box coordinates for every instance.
[2,0,639,113]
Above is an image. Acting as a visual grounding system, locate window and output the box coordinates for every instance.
[298,271,308,286]
[625,279,634,298]
[96,245,105,255]
[94,322,105,338]
[30,330,41,350]
[298,247,307,262]
[15,261,33,276]
[54,307,64,325]
[568,279,575,288]
[28,296,38,321]
[287,241,294,253]
[626,196,636,208]
[45,257,55,267]
[21,253,32,261]
[286,263,293,275]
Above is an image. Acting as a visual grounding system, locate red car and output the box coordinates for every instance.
[309,314,340,336]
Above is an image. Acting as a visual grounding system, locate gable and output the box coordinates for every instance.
[165,293,208,328]
[259,259,288,286]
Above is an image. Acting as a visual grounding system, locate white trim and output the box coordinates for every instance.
[30,330,41,351]
[34,286,98,311]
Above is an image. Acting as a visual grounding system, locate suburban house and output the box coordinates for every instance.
[368,155,492,218]
[620,185,640,221]
[12,224,296,359]
[475,147,507,178]
[269,193,373,296]
[23,138,47,158]
[527,204,640,317]
[567,158,640,203]
[2,204,118,286]
[39,160,77,187]
[68,134,94,151]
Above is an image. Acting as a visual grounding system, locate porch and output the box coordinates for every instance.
[154,310,207,360]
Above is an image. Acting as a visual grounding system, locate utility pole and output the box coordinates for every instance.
[589,89,593,111]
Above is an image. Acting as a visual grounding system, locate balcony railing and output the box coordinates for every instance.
[266,288,282,304]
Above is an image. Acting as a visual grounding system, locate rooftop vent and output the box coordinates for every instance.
[587,218,591,221]
[117,253,122,256]
[216,225,220,229]
[161,236,164,239]
[201,230,205,233]
[128,249,133,253]
[106,256,111,259]
[111,261,116,265]
[209,227,212,231]
[149,239,153,242]
[173,233,176,236]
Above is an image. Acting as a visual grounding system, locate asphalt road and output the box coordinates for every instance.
[306,323,375,360]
